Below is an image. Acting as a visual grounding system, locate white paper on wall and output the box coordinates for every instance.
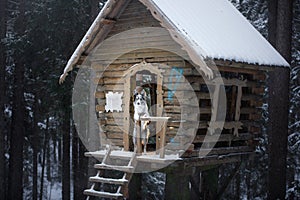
[105,92,123,112]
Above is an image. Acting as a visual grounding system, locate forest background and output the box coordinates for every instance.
[0,0,299,199]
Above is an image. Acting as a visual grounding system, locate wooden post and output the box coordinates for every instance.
[191,167,201,199]
[123,78,131,151]
[136,121,142,154]
[165,167,191,200]
[159,121,167,158]
[156,75,163,150]
[234,86,243,136]
[141,117,169,158]
[128,173,142,199]
[202,167,219,199]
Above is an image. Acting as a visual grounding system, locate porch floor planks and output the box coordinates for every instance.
[85,150,181,163]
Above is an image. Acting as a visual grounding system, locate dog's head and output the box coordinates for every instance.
[133,86,147,106]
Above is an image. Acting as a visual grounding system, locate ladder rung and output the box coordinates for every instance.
[89,176,128,185]
[94,164,134,173]
[84,189,123,199]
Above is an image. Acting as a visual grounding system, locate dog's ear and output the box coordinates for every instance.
[133,91,138,102]
[133,89,138,96]
[141,89,148,98]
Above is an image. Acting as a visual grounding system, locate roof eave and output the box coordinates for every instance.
[59,0,129,84]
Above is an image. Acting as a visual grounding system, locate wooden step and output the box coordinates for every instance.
[83,189,123,199]
[94,163,134,173]
[89,176,128,185]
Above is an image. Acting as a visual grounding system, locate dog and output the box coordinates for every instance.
[133,86,150,153]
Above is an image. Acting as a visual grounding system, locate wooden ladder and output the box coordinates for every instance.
[84,146,137,200]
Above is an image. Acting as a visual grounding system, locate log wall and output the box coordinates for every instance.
[87,0,266,156]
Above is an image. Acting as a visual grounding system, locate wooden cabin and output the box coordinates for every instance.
[59,0,289,199]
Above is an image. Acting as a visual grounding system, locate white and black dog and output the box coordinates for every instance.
[133,86,150,153]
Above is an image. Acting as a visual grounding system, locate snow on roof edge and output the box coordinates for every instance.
[150,0,290,68]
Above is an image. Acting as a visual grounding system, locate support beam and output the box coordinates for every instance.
[128,173,142,199]
[201,167,219,200]
[165,168,191,200]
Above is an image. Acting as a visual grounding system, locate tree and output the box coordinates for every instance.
[8,0,26,199]
[0,0,7,198]
[267,0,293,199]
[62,104,71,200]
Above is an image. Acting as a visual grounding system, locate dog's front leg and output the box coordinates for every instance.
[133,123,137,151]
[134,112,140,122]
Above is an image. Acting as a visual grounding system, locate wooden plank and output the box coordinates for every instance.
[105,118,124,126]
[96,105,106,112]
[93,38,181,53]
[155,70,164,151]
[123,76,131,151]
[106,138,123,147]
[234,86,243,136]
[85,0,131,52]
[105,132,123,139]
[240,107,261,114]
[242,94,263,101]
[89,176,128,185]
[207,121,243,130]
[96,84,124,91]
[209,77,247,87]
[92,56,187,65]
[253,72,267,81]
[84,189,123,199]
[136,121,142,154]
[163,91,211,100]
[94,163,134,173]
[95,91,105,99]
[93,63,131,71]
[181,155,243,168]
[181,146,254,158]
[215,60,271,72]
[193,133,253,143]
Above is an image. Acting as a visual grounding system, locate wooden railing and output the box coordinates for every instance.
[140,117,170,158]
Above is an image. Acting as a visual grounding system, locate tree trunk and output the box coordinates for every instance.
[72,124,88,200]
[39,123,49,200]
[78,140,88,199]
[72,124,80,200]
[267,0,278,47]
[8,49,25,199]
[62,107,71,200]
[33,142,38,200]
[0,0,7,198]
[275,0,293,63]
[8,0,26,199]
[32,98,40,200]
[267,0,293,199]
[267,36,290,200]
[46,139,51,182]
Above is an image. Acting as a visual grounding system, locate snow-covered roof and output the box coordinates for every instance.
[59,0,289,83]
[150,0,289,67]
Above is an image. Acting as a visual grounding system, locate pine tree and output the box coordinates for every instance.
[0,0,7,198]
[8,0,27,198]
